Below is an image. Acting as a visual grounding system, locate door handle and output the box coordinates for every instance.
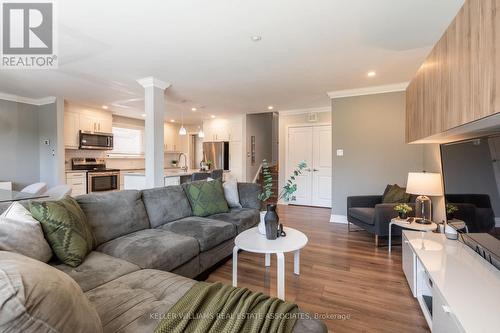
[313,169,319,172]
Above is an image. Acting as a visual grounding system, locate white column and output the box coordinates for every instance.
[137,77,170,188]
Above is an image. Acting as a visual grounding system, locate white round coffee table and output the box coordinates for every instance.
[389,218,437,252]
[232,227,308,300]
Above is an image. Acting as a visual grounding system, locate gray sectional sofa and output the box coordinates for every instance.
[1,182,326,333]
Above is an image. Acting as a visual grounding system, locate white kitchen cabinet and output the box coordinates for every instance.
[66,172,87,196]
[402,233,417,297]
[64,111,80,148]
[78,111,112,133]
[164,176,181,186]
[164,123,180,152]
[432,288,463,333]
[203,119,230,142]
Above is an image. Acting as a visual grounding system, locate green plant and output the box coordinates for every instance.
[257,160,273,203]
[279,161,307,202]
[257,159,308,204]
[394,203,413,214]
[446,203,458,215]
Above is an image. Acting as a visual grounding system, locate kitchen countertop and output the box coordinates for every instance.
[123,169,209,178]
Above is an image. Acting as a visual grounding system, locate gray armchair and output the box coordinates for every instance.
[347,195,416,246]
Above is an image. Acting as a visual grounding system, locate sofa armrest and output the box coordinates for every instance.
[237,183,262,210]
[347,195,383,209]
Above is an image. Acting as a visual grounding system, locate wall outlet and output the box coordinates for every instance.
[336,149,344,157]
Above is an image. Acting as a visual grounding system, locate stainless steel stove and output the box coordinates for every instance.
[72,158,120,193]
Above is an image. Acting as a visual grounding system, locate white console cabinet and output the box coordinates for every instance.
[402,231,500,333]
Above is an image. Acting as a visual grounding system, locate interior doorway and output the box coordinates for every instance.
[286,125,332,207]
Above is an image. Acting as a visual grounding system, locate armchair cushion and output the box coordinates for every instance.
[382,184,411,203]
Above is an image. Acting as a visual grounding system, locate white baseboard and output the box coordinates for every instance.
[330,214,348,224]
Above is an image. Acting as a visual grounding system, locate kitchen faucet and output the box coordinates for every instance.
[178,153,188,171]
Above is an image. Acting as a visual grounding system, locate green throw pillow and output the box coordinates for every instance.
[184,179,229,217]
[382,184,411,203]
[30,196,95,267]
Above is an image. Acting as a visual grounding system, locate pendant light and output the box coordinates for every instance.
[178,108,187,136]
[198,122,205,138]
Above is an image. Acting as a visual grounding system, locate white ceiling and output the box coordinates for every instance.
[0,0,464,123]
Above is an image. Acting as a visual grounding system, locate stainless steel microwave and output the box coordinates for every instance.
[79,131,113,150]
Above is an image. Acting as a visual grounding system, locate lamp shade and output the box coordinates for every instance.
[406,172,443,196]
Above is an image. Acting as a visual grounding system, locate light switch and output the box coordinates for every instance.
[336,149,344,157]
[43,139,50,145]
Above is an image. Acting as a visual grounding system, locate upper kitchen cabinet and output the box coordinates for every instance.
[164,122,180,152]
[203,116,243,142]
[64,104,113,148]
[64,111,80,149]
[79,111,112,133]
[406,0,500,143]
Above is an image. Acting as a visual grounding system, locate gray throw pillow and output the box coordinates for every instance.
[0,202,52,262]
[0,251,103,333]
[223,180,242,208]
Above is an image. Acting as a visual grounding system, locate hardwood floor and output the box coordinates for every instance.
[207,205,429,333]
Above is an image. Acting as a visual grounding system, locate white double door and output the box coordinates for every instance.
[287,125,332,207]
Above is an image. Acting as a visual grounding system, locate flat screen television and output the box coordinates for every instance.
[441,135,500,269]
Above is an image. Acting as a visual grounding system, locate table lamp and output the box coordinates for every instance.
[406,172,443,224]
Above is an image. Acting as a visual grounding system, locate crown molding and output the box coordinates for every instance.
[0,92,56,105]
[327,82,409,99]
[137,77,171,90]
[278,106,330,116]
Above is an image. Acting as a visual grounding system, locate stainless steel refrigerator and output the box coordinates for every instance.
[203,141,229,171]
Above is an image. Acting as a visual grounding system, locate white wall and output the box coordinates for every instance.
[331,92,424,217]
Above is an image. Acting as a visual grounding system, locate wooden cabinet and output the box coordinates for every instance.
[406,0,500,143]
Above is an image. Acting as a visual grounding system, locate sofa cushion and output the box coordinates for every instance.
[85,269,196,333]
[52,251,140,292]
[209,207,260,232]
[142,185,193,228]
[237,183,262,210]
[223,180,242,208]
[158,216,236,251]
[0,202,53,262]
[97,229,199,271]
[0,251,103,333]
[348,207,375,225]
[30,196,95,267]
[183,179,229,217]
[77,190,150,246]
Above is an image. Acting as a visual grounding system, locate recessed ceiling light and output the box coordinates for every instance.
[251,35,262,42]
[102,105,108,110]
[141,113,146,117]
[367,71,376,77]
[267,105,274,110]
[191,107,197,111]
[170,119,175,123]
[211,115,216,119]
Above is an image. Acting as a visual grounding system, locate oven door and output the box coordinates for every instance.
[88,172,119,192]
[79,131,113,150]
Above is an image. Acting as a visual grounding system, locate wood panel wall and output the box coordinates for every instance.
[406,0,500,143]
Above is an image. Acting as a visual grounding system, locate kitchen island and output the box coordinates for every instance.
[123,169,210,190]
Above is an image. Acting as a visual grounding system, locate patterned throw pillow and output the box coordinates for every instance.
[184,179,229,217]
[382,184,411,203]
[30,196,95,267]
